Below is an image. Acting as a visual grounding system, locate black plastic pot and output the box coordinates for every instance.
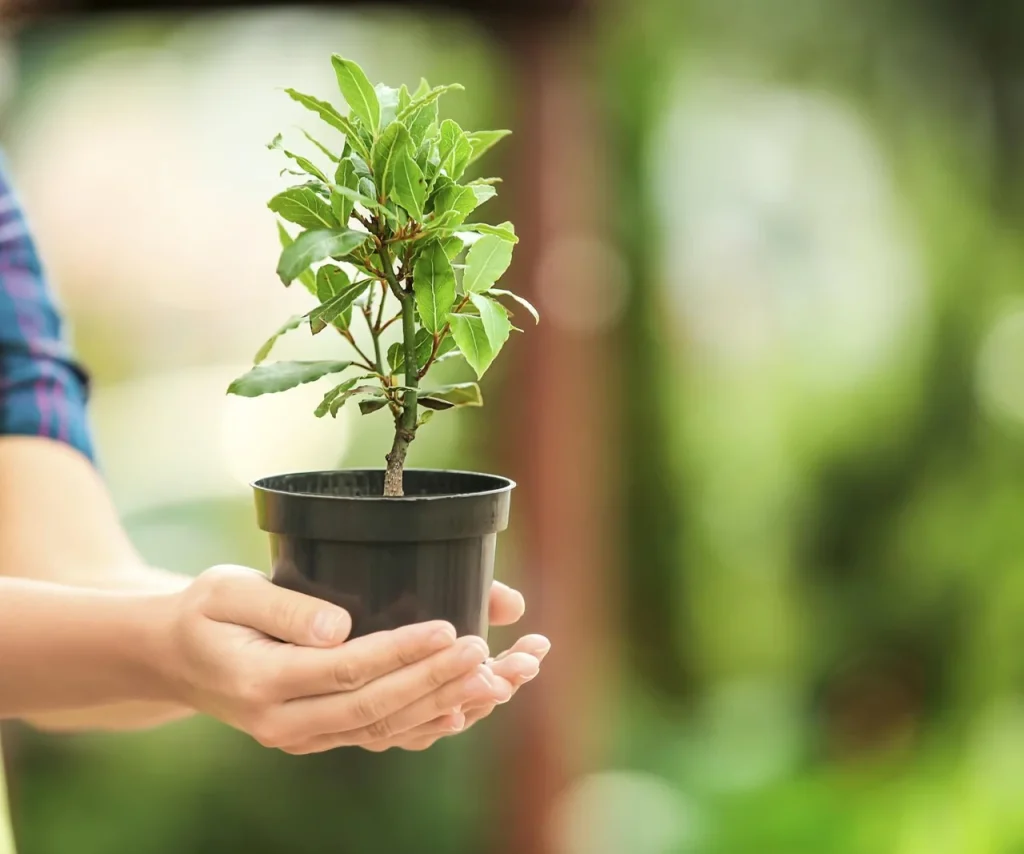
[252,469,514,639]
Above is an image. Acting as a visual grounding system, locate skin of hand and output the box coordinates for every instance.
[1,437,550,751]
[149,567,549,753]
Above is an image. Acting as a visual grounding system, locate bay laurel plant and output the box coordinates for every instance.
[227,55,537,496]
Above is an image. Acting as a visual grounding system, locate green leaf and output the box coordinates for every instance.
[409,99,439,146]
[490,288,539,324]
[254,314,304,364]
[267,134,330,183]
[283,89,370,161]
[375,83,400,129]
[468,182,497,207]
[466,130,512,166]
[276,222,317,295]
[431,180,477,223]
[441,235,464,259]
[413,77,431,98]
[268,186,338,230]
[331,55,380,134]
[470,293,512,355]
[372,121,413,201]
[331,158,358,224]
[299,129,340,162]
[227,360,352,397]
[413,240,457,334]
[333,385,379,417]
[396,83,464,123]
[437,119,472,181]
[309,275,371,334]
[277,228,369,285]
[330,182,380,212]
[314,377,358,417]
[419,382,483,410]
[464,221,518,243]
[390,151,426,219]
[463,232,514,293]
[359,397,389,415]
[448,314,496,378]
[398,84,411,113]
[315,264,350,300]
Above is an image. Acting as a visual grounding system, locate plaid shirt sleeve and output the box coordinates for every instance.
[0,154,95,462]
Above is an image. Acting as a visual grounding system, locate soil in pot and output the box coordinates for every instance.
[252,469,514,639]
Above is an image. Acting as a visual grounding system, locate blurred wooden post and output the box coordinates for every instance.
[490,12,617,854]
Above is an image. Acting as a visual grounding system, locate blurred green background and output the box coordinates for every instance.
[4,0,1024,852]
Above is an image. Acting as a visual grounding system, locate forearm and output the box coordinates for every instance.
[0,577,172,721]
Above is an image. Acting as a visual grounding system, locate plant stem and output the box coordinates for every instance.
[340,329,376,372]
[380,241,418,497]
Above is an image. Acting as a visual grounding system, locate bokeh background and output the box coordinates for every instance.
[4,0,1024,852]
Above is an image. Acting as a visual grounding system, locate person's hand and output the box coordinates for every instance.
[149,565,505,753]
[360,580,551,752]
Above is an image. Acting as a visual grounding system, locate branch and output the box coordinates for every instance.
[375,240,406,303]
[340,327,376,372]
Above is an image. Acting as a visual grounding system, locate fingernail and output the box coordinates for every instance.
[449,712,466,732]
[534,638,552,659]
[313,610,347,643]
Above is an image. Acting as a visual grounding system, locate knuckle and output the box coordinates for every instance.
[332,657,363,692]
[353,693,387,728]
[365,717,394,741]
[269,596,303,637]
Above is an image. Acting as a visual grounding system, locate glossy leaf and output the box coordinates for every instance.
[431,181,477,223]
[419,382,483,410]
[268,134,330,183]
[470,293,512,355]
[466,129,511,166]
[254,314,304,364]
[390,151,426,219]
[468,182,497,207]
[283,89,370,161]
[331,55,380,134]
[375,83,400,129]
[372,121,413,201]
[463,232,514,293]
[299,129,340,162]
[490,288,540,324]
[465,221,518,243]
[268,186,338,230]
[309,275,371,334]
[276,222,317,295]
[413,240,456,333]
[396,83,464,123]
[448,314,495,378]
[437,119,472,181]
[228,360,352,397]
[277,228,369,285]
[441,235,464,259]
[359,397,389,415]
[331,158,359,224]
[397,84,411,112]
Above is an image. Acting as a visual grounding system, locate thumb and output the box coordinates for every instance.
[201,566,352,647]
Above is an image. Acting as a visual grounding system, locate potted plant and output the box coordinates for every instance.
[227,55,537,639]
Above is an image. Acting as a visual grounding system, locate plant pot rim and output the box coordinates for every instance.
[251,468,516,502]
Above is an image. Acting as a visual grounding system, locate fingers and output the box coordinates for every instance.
[266,635,492,747]
[286,661,509,754]
[200,565,352,648]
[361,637,552,753]
[488,581,526,627]
[272,620,457,699]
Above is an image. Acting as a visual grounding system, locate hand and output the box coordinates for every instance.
[360,580,551,752]
[151,565,498,753]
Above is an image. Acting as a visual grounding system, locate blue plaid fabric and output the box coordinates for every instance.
[0,155,94,461]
